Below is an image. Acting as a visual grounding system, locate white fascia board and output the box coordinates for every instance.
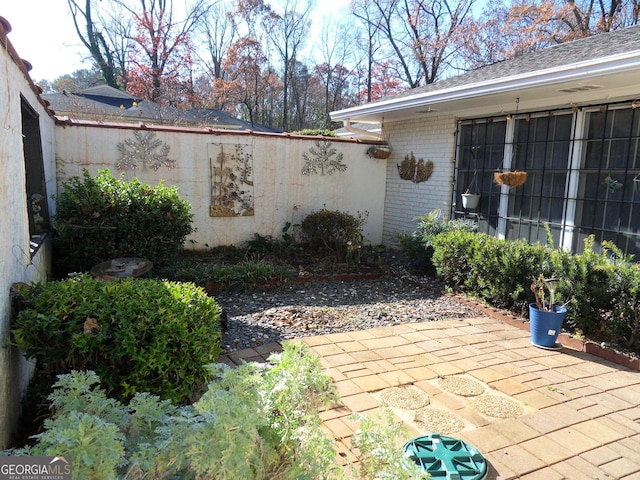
[330,51,640,121]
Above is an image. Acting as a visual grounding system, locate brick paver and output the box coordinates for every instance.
[219,314,640,479]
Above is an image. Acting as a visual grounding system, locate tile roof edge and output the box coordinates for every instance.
[53,116,380,143]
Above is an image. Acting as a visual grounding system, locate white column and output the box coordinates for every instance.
[562,110,586,251]
[497,118,516,239]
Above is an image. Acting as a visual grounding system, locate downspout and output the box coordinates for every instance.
[343,119,383,141]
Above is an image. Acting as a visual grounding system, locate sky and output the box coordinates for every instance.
[1,0,351,83]
[2,1,89,81]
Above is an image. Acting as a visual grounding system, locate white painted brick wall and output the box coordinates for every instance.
[381,114,457,245]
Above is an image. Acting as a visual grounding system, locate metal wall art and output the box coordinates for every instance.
[301,139,347,175]
[116,131,176,171]
[209,143,254,217]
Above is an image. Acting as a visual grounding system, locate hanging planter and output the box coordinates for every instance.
[461,193,480,209]
[367,145,392,159]
[494,171,528,188]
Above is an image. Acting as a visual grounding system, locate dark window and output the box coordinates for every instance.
[506,114,573,245]
[454,104,640,257]
[21,96,50,254]
[574,108,640,256]
[454,119,506,235]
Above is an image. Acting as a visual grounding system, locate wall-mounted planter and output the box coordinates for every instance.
[367,146,392,159]
[461,193,480,209]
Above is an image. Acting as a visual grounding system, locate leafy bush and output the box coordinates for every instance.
[9,344,341,479]
[53,169,194,274]
[398,210,477,273]
[300,208,367,262]
[10,275,222,403]
[605,245,640,349]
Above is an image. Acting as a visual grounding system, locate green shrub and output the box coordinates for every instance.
[53,169,194,274]
[9,344,342,479]
[292,128,336,136]
[398,210,477,273]
[10,276,222,403]
[605,245,640,350]
[431,229,640,352]
[300,208,367,262]
[546,236,614,334]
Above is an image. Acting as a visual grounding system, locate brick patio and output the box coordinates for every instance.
[219,314,640,479]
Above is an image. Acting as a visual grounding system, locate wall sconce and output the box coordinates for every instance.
[506,114,512,121]
[632,100,638,109]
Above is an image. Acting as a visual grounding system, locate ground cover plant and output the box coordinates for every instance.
[156,208,385,291]
[6,344,425,479]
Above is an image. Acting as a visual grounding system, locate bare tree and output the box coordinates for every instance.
[560,0,639,34]
[351,0,384,102]
[198,1,237,82]
[263,0,315,130]
[350,0,476,88]
[67,0,125,88]
[314,16,358,125]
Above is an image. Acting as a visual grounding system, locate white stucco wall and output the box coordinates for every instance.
[0,38,55,448]
[381,114,458,244]
[54,125,387,248]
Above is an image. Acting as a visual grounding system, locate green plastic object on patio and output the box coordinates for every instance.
[403,433,488,479]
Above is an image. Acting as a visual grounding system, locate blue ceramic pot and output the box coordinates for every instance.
[529,303,567,348]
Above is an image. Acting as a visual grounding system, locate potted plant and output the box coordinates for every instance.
[529,276,567,349]
[461,169,480,209]
[461,188,481,209]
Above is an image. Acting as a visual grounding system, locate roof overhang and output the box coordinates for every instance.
[331,51,640,124]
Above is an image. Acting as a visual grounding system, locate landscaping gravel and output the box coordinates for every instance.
[213,256,486,353]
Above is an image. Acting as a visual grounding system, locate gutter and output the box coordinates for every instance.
[331,51,640,121]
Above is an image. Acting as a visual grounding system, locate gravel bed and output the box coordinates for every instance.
[213,258,486,353]
[413,407,465,435]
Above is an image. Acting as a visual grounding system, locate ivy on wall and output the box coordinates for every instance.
[301,140,347,176]
[116,131,176,171]
[397,152,434,183]
[209,143,254,217]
